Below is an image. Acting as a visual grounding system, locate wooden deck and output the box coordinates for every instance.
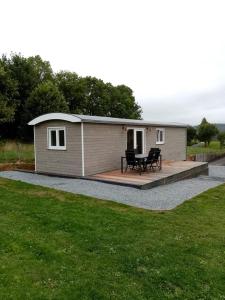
[88,160,208,189]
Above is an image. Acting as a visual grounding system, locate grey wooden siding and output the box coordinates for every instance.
[147,127,187,160]
[35,121,82,176]
[83,123,126,175]
[34,121,186,177]
[83,124,186,175]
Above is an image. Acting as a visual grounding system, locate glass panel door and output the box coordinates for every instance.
[127,129,134,150]
[136,130,143,154]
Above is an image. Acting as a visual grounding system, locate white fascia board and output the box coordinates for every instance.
[28,113,82,126]
[81,122,85,176]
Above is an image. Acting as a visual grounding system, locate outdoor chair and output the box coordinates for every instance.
[144,148,161,171]
[143,151,155,170]
[125,150,139,172]
[149,147,160,153]
[151,149,161,171]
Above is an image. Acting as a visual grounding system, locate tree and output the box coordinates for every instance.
[217,131,225,148]
[55,71,85,113]
[0,61,17,125]
[57,75,142,119]
[108,84,142,119]
[1,53,54,139]
[0,53,143,140]
[0,96,15,124]
[197,118,218,147]
[4,53,53,100]
[187,126,196,146]
[25,81,69,121]
[80,76,110,116]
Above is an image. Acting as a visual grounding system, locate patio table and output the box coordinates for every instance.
[135,154,149,175]
[121,153,162,174]
[121,153,148,174]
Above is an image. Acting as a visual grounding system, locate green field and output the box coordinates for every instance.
[187,141,225,156]
[0,177,225,299]
[0,141,34,163]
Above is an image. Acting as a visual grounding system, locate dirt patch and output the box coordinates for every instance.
[0,163,35,172]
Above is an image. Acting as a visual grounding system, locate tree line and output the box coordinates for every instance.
[0,53,142,141]
[187,118,225,148]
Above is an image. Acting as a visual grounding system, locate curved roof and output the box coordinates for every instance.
[28,113,187,128]
[28,113,81,125]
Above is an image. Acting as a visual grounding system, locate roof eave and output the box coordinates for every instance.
[80,119,187,128]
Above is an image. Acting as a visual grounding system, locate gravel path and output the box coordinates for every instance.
[0,166,225,210]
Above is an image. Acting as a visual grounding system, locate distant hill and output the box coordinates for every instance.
[214,124,225,132]
[194,123,225,132]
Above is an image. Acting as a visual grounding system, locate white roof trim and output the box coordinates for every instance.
[73,114,187,128]
[28,112,187,128]
[28,113,82,126]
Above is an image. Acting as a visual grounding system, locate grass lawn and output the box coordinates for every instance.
[187,140,225,156]
[0,141,34,163]
[1,178,225,299]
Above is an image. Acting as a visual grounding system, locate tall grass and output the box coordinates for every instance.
[0,140,34,163]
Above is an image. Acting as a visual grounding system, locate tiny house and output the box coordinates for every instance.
[28,113,187,177]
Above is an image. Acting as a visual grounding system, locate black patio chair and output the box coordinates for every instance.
[144,148,161,171]
[151,149,161,171]
[143,150,155,170]
[125,150,139,172]
[149,148,160,153]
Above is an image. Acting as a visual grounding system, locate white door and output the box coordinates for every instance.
[127,128,145,154]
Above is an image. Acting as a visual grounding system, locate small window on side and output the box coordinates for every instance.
[156,128,165,145]
[48,127,66,150]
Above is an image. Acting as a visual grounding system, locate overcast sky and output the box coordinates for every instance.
[1,0,225,125]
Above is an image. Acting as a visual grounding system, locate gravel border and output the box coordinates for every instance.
[0,166,225,210]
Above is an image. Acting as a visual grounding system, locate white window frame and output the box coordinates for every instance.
[156,128,165,145]
[127,127,146,154]
[47,127,66,150]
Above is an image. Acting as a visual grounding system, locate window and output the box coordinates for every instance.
[156,128,165,144]
[48,127,66,150]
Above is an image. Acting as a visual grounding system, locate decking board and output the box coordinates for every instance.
[88,160,208,189]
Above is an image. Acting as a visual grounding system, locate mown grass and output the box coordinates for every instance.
[0,141,34,163]
[187,140,225,156]
[0,177,225,299]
